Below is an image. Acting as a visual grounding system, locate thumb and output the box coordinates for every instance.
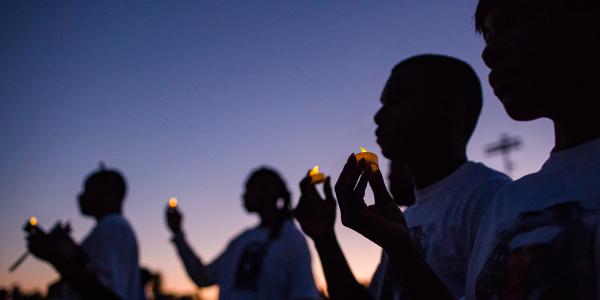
[369,169,394,205]
[323,177,336,206]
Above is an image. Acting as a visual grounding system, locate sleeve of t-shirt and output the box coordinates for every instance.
[86,221,133,300]
[286,233,318,300]
[460,179,510,261]
[368,251,386,298]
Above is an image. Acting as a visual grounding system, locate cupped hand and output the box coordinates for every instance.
[293,172,336,240]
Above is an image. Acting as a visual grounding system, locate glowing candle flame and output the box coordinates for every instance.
[309,165,326,184]
[168,197,178,208]
[360,147,367,153]
[29,217,38,227]
[309,165,320,176]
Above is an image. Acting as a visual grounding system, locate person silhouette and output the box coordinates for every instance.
[295,55,511,300]
[462,1,600,299]
[166,167,317,300]
[26,166,141,300]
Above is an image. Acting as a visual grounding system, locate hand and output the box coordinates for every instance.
[26,222,78,265]
[166,206,183,234]
[293,172,336,240]
[335,154,407,249]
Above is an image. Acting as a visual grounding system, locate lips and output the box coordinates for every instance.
[489,70,517,100]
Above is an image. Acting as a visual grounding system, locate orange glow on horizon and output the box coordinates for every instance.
[29,216,38,227]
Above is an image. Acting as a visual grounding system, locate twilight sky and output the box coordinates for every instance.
[0,0,554,297]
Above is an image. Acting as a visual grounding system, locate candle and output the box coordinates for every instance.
[309,166,326,184]
[354,147,379,171]
[168,197,178,209]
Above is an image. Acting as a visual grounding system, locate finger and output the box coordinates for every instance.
[324,177,336,205]
[300,172,321,202]
[299,171,313,191]
[346,158,367,191]
[354,166,370,199]
[335,154,357,193]
[369,169,395,205]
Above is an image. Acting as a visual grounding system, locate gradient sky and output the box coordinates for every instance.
[0,0,554,297]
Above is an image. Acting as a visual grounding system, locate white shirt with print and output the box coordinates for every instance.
[370,162,511,300]
[465,138,600,300]
[173,219,317,300]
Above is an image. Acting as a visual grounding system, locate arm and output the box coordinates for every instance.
[313,232,372,300]
[335,155,454,300]
[166,207,216,287]
[293,175,372,300]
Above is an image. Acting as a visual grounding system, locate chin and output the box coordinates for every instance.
[501,97,544,121]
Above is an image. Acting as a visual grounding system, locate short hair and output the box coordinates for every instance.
[247,167,291,211]
[86,169,127,203]
[391,54,483,141]
[475,0,600,33]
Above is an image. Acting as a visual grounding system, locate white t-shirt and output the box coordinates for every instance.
[465,138,600,300]
[48,213,141,300]
[370,162,511,300]
[173,219,317,300]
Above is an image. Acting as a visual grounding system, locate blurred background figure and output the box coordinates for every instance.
[25,167,141,300]
[165,167,317,300]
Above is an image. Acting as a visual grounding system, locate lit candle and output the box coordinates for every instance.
[354,147,379,171]
[309,165,326,184]
[168,197,178,209]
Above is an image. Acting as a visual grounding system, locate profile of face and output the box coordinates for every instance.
[242,175,280,213]
[481,1,598,121]
[374,65,445,162]
[78,180,102,217]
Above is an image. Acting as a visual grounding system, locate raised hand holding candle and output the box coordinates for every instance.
[354,147,379,171]
[9,216,40,272]
[309,165,326,184]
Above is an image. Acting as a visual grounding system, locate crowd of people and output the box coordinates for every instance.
[17,0,600,299]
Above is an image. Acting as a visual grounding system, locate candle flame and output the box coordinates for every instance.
[309,166,320,176]
[168,197,178,208]
[29,217,38,227]
[360,147,367,153]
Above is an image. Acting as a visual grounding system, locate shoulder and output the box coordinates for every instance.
[465,162,511,184]
[93,214,137,242]
[279,220,310,248]
[461,163,511,201]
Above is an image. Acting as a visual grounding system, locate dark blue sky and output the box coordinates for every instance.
[0,0,553,295]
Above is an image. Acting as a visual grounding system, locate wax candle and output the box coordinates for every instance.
[354,147,379,171]
[309,165,326,184]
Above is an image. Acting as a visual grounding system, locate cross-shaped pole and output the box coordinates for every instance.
[485,133,523,177]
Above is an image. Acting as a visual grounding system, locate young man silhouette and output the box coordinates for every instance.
[166,167,317,300]
[463,1,600,299]
[26,167,141,300]
[295,55,511,300]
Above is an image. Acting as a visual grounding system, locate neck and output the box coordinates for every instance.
[259,209,285,228]
[553,115,600,152]
[406,151,467,190]
[94,209,121,222]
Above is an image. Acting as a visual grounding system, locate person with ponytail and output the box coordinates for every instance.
[165,167,317,300]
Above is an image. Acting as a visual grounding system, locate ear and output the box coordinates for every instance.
[437,95,465,126]
[275,197,285,210]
